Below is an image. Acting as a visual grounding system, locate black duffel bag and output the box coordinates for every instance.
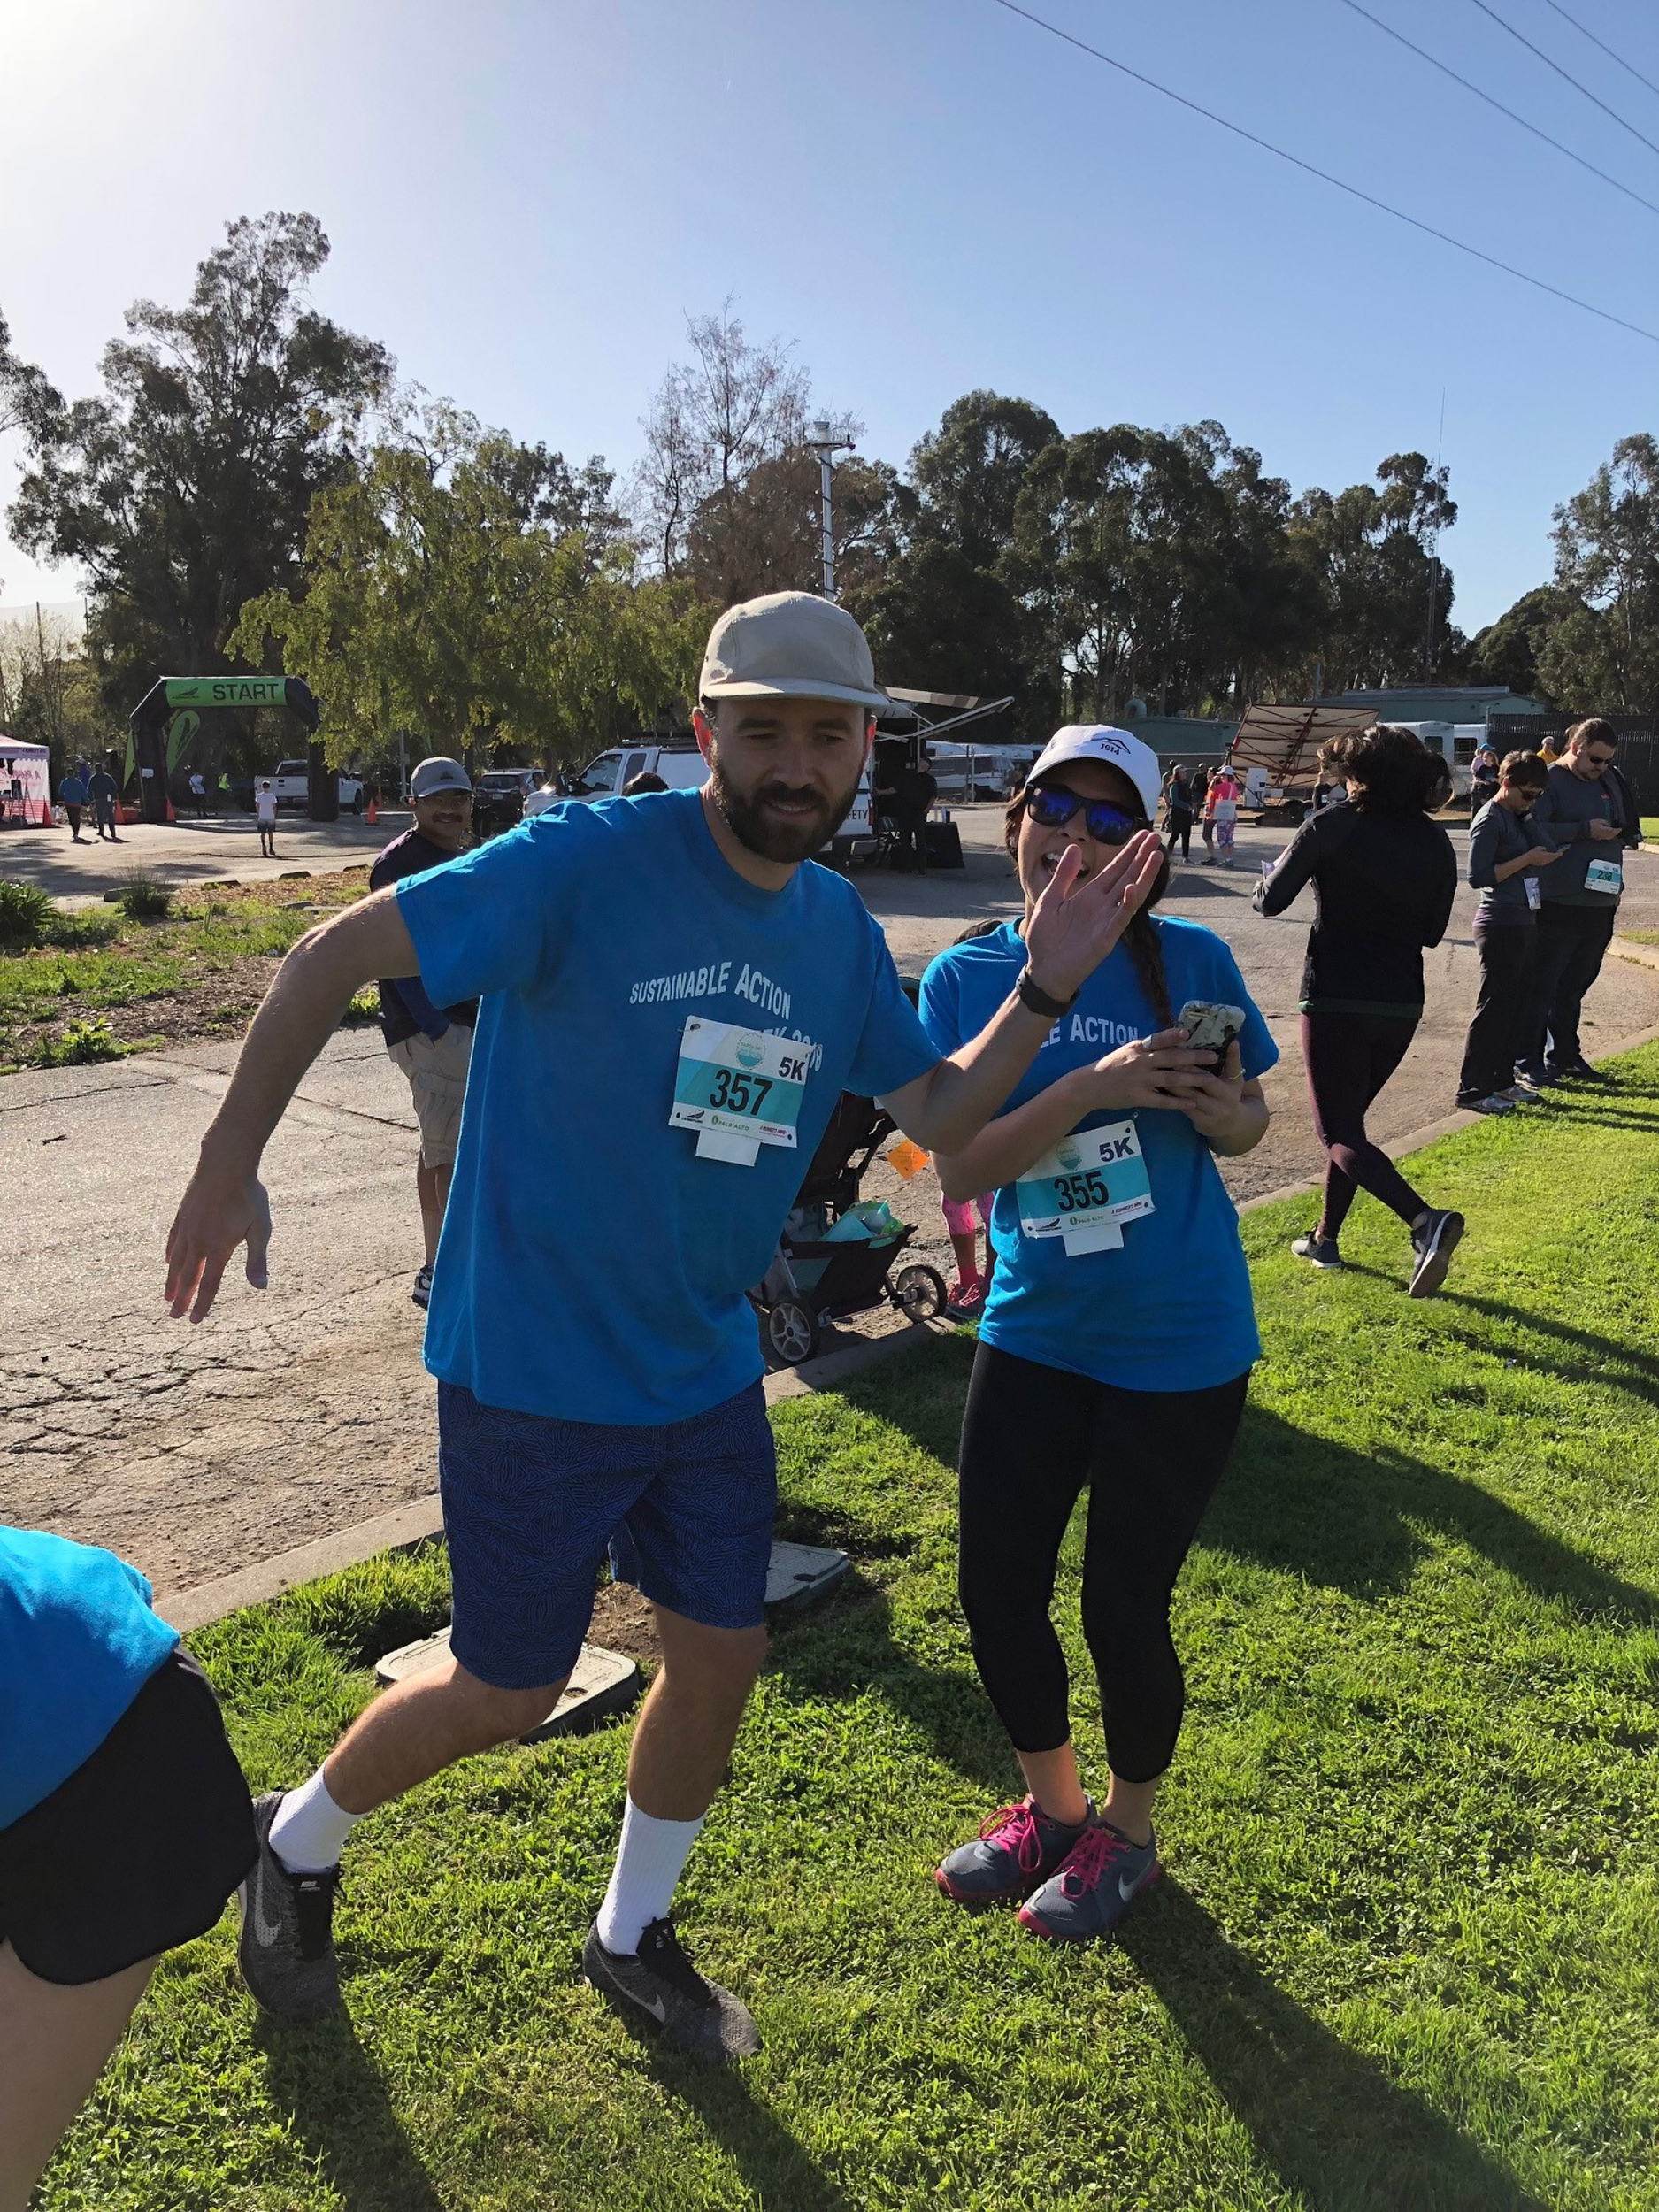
[925,818,964,870]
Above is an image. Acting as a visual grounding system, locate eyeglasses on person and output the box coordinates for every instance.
[1025,785,1148,845]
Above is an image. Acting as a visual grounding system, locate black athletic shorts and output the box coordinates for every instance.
[0,1647,256,1985]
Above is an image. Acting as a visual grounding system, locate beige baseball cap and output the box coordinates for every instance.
[699,591,887,711]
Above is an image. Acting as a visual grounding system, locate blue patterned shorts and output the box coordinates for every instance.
[437,1379,776,1690]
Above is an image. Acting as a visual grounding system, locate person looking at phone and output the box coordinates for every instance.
[918,726,1275,1944]
[1256,725,1461,1296]
[1515,719,1641,1088]
[1456,752,1557,1114]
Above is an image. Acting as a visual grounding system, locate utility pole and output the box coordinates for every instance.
[806,419,856,599]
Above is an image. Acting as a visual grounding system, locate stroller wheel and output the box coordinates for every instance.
[893,1263,947,1322]
[764,1298,818,1368]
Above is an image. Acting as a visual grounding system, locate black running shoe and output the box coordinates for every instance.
[582,1917,759,2062]
[237,1791,342,2021]
[1408,1209,1464,1299]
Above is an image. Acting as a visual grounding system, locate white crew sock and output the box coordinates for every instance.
[268,1764,360,1873]
[595,1798,705,1956]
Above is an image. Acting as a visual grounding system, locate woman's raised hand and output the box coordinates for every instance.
[1022,833,1164,1002]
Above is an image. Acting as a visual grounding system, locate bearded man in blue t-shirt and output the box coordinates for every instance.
[163,592,1163,2060]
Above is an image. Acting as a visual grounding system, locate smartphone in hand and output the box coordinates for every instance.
[1177,999,1246,1073]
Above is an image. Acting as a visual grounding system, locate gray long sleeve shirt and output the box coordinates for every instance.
[1530,763,1632,906]
[1467,799,1542,926]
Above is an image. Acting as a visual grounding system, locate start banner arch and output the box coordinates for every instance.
[127,675,320,825]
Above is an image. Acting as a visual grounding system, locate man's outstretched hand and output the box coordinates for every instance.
[1022,832,1164,1001]
[165,1162,272,1322]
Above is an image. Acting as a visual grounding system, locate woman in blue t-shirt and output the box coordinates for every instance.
[918,726,1276,1944]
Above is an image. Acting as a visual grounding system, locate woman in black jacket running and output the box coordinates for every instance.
[1257,725,1462,1295]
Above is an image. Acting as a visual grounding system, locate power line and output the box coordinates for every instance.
[1536,0,1659,107]
[1339,0,1659,220]
[1466,0,1659,159]
[987,0,1659,345]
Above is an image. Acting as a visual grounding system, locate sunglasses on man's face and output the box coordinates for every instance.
[1586,752,1617,770]
[1025,785,1147,845]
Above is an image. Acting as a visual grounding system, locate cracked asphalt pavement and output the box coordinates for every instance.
[4,811,1655,1607]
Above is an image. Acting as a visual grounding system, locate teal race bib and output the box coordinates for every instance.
[671,1016,813,1164]
[1015,1120,1155,1256]
[1584,856,1623,896]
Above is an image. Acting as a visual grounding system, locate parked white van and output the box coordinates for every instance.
[532,742,877,868]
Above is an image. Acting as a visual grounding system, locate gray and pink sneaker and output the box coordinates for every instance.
[933,1795,1090,1904]
[1017,1818,1160,1942]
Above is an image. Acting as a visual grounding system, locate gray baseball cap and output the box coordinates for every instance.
[410,756,472,798]
[700,591,887,711]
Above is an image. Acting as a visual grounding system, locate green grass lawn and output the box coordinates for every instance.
[0,872,370,1069]
[1640,818,1658,843]
[40,1052,1659,2212]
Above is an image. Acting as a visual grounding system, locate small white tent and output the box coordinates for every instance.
[0,738,52,828]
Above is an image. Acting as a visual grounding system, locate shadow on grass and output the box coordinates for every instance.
[601,2004,856,2212]
[256,2013,449,2212]
[1123,1878,1552,2212]
[1210,1405,1657,1623]
[1434,1286,1659,1399]
[767,1575,1013,1796]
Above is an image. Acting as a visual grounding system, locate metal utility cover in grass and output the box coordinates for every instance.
[765,1540,849,1612]
[374,1628,641,1740]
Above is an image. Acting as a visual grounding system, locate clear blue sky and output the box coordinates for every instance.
[4,0,1657,638]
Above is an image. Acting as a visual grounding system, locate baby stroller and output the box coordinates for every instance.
[750,1088,948,1368]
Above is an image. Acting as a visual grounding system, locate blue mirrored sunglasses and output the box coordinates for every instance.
[1025,785,1147,845]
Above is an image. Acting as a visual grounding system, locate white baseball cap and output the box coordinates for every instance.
[1025,726,1163,823]
[700,591,887,711]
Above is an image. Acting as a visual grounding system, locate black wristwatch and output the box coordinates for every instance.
[1016,965,1077,1018]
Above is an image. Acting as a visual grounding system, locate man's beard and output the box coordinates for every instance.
[707,754,862,864]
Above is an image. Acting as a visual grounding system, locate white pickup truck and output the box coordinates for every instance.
[534,742,877,868]
[268,758,365,814]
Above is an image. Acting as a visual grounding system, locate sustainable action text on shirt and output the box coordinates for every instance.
[396,789,939,1425]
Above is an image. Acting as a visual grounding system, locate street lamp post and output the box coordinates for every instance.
[806,418,856,600]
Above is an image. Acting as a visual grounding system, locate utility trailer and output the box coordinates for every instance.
[1227,703,1378,825]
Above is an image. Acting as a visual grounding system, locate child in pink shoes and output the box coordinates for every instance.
[942,1189,994,1317]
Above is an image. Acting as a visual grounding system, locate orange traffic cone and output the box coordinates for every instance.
[365,793,378,826]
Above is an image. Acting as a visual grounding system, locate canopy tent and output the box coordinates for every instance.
[0,738,52,827]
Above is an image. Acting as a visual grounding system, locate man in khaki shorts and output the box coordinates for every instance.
[368,757,477,1308]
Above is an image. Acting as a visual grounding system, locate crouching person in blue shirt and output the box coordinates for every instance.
[922,726,1276,1943]
[162,594,1164,2062]
[0,1529,255,2209]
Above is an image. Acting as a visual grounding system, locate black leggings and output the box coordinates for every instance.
[1165,811,1193,860]
[1301,1011,1427,1240]
[957,1343,1248,1784]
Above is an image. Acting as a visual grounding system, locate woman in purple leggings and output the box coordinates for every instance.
[1257,726,1463,1297]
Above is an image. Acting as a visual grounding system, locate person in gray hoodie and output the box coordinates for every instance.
[1516,720,1641,1086]
[1456,752,1559,1112]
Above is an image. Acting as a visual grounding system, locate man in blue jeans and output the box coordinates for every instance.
[163,591,1162,2062]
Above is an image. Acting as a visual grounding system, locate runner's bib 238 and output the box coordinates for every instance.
[671,1017,813,1164]
[1015,1120,1155,1255]
[1584,856,1623,896]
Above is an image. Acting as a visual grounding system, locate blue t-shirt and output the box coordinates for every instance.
[397,789,940,1425]
[918,918,1278,1392]
[1,1527,180,1831]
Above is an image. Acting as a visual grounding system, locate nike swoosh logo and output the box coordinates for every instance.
[251,1878,286,1947]
[1118,1871,1147,1903]
[635,1991,667,2022]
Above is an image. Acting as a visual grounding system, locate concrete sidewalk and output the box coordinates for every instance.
[1,1029,438,1594]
